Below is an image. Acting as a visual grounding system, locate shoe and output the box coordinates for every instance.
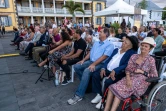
[91,94,102,104]
[31,60,37,63]
[95,100,102,109]
[19,52,27,56]
[67,95,82,105]
[61,77,69,85]
[61,77,71,85]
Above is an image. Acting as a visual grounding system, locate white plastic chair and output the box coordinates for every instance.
[71,44,89,82]
[71,65,75,82]
[159,63,166,82]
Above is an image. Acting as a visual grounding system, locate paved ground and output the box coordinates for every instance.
[0,33,97,111]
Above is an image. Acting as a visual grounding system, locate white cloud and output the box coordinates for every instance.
[107,0,166,8]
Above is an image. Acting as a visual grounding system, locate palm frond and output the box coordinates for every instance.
[62,4,71,9]
[62,0,84,15]
[75,8,85,14]
[73,4,82,10]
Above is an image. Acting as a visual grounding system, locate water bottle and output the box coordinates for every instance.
[55,70,59,86]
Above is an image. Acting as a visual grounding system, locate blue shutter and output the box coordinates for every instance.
[5,0,9,8]
[100,4,102,10]
[95,18,97,25]
[100,18,102,25]
[8,17,12,26]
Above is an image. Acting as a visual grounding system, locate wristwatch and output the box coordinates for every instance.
[144,71,148,77]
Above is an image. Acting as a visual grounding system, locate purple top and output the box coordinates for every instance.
[54,34,60,42]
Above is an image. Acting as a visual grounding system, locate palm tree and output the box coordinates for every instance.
[138,0,147,9]
[62,0,85,22]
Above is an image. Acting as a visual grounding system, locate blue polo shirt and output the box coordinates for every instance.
[90,39,114,63]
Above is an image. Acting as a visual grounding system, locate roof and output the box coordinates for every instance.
[146,1,162,10]
[136,0,162,11]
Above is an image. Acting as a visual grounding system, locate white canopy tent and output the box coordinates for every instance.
[94,0,147,20]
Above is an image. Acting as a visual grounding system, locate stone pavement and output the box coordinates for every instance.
[0,33,97,111]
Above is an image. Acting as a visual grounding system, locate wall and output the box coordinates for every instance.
[0,0,18,31]
[93,1,105,28]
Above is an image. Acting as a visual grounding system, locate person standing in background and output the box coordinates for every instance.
[2,25,5,37]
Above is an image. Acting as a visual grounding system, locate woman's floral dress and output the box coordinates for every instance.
[109,54,158,100]
[48,44,72,66]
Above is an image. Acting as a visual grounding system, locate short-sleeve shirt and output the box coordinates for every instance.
[140,32,146,38]
[152,35,164,53]
[74,38,87,59]
[90,39,114,63]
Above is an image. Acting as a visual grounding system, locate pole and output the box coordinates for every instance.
[118,13,120,23]
[128,0,130,28]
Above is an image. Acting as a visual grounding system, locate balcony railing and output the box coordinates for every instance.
[17,7,31,13]
[56,8,65,14]
[17,7,92,15]
[33,7,43,13]
[85,10,91,15]
[45,8,54,13]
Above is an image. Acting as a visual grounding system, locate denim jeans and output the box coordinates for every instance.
[74,60,103,98]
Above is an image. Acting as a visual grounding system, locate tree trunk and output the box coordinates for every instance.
[72,14,76,23]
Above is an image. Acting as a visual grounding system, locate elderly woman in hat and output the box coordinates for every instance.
[104,37,158,111]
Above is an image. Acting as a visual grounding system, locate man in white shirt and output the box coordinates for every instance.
[51,19,57,29]
[84,21,90,27]
[81,27,86,39]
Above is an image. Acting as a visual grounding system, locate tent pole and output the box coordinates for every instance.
[118,13,120,23]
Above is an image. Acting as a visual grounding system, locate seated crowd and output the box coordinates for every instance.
[10,22,166,111]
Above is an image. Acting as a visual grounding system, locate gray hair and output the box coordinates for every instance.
[40,26,46,29]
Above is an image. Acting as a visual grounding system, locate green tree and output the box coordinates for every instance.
[162,7,166,20]
[139,0,147,9]
[62,0,85,22]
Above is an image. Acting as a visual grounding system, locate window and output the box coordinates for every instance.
[0,0,5,7]
[85,4,89,10]
[96,18,102,25]
[96,3,101,11]
[0,16,12,26]
[0,17,8,26]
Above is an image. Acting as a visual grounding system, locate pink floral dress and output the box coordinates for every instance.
[109,54,158,100]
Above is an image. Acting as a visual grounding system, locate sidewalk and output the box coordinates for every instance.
[0,34,97,111]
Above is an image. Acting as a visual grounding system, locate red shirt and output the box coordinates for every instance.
[98,26,102,32]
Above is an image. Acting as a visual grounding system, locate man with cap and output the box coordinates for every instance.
[91,36,139,109]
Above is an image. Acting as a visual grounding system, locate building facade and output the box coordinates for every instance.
[92,0,106,27]
[0,0,18,31]
[16,0,106,28]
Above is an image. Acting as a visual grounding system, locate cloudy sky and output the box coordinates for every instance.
[107,0,166,8]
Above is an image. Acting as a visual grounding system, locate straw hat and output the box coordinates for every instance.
[141,37,155,47]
